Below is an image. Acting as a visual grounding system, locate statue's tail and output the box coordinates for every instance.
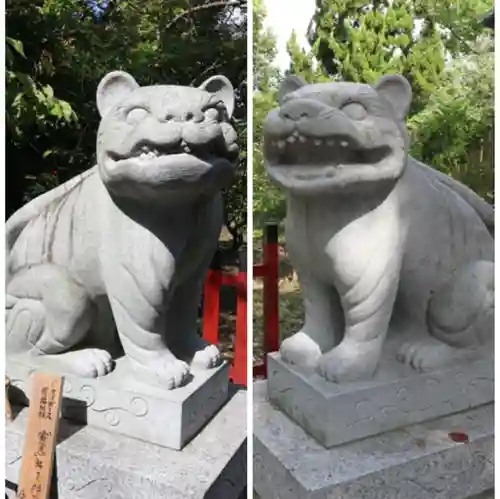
[412,158,494,236]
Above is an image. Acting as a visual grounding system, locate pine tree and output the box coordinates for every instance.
[252,0,286,233]
[253,0,279,91]
[290,0,491,114]
[287,30,327,83]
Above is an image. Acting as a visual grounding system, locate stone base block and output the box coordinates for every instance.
[7,356,229,450]
[6,389,247,499]
[254,381,493,499]
[267,337,493,448]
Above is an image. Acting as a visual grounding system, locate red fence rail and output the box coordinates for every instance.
[202,250,247,386]
[253,223,279,378]
[201,222,280,385]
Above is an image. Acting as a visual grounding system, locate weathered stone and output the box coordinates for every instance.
[6,390,247,499]
[6,71,238,390]
[254,382,493,499]
[7,356,229,450]
[258,73,495,498]
[263,73,494,384]
[267,336,493,448]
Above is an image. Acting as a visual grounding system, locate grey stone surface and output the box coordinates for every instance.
[254,382,493,499]
[263,73,494,383]
[267,335,493,448]
[6,390,247,499]
[7,357,229,450]
[6,70,239,390]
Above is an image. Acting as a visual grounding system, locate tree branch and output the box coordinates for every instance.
[191,59,221,85]
[164,0,242,30]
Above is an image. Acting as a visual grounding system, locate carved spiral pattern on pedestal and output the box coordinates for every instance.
[90,395,149,427]
[63,378,73,396]
[79,384,97,406]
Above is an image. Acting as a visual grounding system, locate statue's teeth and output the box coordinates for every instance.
[277,140,285,149]
[314,139,322,146]
[287,136,296,143]
[140,152,148,158]
[340,141,348,148]
[327,140,335,146]
[298,135,306,143]
[292,130,299,137]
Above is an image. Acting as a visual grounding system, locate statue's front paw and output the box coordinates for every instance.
[192,344,221,369]
[280,332,321,370]
[72,349,115,377]
[317,341,379,383]
[33,348,115,378]
[137,357,191,390]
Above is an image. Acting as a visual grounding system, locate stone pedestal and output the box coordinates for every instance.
[7,356,229,450]
[255,338,494,499]
[6,389,247,499]
[267,338,493,448]
[254,381,493,499]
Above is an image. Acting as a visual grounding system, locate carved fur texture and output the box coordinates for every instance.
[6,71,238,389]
[264,74,494,382]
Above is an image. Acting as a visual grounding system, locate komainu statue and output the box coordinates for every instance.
[263,73,493,382]
[6,71,238,389]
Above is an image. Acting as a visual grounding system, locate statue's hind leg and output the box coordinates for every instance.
[398,260,494,372]
[6,264,113,377]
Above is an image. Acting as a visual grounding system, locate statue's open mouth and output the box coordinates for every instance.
[107,137,238,165]
[265,131,391,167]
[102,135,238,191]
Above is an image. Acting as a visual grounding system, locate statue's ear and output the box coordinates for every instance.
[278,74,307,105]
[199,75,235,119]
[97,71,139,117]
[373,74,412,121]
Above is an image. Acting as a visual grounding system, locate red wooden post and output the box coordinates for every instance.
[263,223,279,356]
[202,268,222,345]
[230,249,247,385]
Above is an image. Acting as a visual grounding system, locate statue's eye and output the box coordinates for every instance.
[126,107,148,124]
[203,101,227,122]
[341,102,367,120]
[204,107,220,121]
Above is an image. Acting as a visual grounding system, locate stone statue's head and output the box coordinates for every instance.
[263,74,412,195]
[95,71,238,203]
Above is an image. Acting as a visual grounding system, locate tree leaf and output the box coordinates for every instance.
[6,37,26,59]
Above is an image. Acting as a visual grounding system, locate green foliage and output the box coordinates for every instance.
[295,0,492,113]
[253,90,287,235]
[253,0,279,91]
[409,39,494,202]
[6,35,77,141]
[252,0,286,237]
[287,31,330,83]
[7,0,247,250]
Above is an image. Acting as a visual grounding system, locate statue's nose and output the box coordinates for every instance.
[279,99,324,121]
